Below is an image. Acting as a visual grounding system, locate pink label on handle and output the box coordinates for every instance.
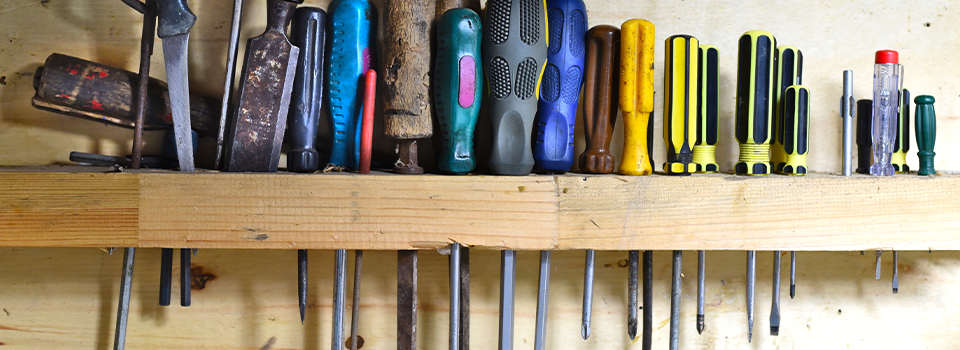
[458,56,476,108]
[361,48,372,73]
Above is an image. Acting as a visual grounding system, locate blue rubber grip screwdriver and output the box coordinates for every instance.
[533,0,586,173]
[325,0,376,171]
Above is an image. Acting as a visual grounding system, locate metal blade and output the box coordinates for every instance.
[161,33,195,172]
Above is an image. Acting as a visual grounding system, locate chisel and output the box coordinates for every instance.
[325,1,374,347]
[288,6,327,323]
[434,8,482,349]
[579,24,618,342]
[482,0,548,176]
[114,0,155,348]
[223,0,302,172]
[735,30,776,343]
[533,0,586,174]
[695,44,718,335]
[580,25,619,175]
[482,0,547,348]
[618,19,654,343]
[663,33,699,350]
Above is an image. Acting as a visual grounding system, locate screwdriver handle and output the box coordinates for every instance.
[359,69,376,174]
[481,0,548,175]
[771,46,803,173]
[156,0,196,38]
[383,0,435,140]
[579,25,620,174]
[287,7,327,172]
[892,88,910,173]
[855,99,873,174]
[663,34,699,175]
[533,0,587,173]
[618,19,655,176]
[694,45,718,173]
[734,30,776,176]
[434,8,483,174]
[781,85,810,175]
[914,95,937,175]
[325,0,376,170]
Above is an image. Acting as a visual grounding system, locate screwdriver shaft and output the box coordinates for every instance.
[771,251,781,336]
[499,250,517,350]
[299,249,307,324]
[875,250,882,280]
[628,250,639,340]
[181,248,191,307]
[535,251,551,350]
[450,244,461,350]
[350,250,363,350]
[697,250,705,334]
[333,249,347,350]
[460,246,470,350]
[159,248,172,306]
[642,251,652,350]
[893,251,899,294]
[747,250,756,343]
[790,251,796,299]
[112,247,136,350]
[582,249,595,339]
[669,251,682,350]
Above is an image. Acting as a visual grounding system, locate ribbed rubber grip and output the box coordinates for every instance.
[734,30,776,176]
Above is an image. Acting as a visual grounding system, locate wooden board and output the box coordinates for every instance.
[3,169,960,250]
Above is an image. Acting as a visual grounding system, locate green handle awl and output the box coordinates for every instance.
[914,95,937,175]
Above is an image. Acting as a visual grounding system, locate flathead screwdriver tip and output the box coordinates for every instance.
[770,326,779,336]
[697,314,704,334]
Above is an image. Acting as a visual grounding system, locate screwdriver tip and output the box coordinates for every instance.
[770,326,779,336]
[696,314,704,335]
[582,324,590,340]
[627,319,637,340]
[790,284,796,299]
[893,287,898,294]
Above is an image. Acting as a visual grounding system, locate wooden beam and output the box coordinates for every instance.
[1,169,959,250]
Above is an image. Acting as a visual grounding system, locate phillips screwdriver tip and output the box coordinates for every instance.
[582,324,590,340]
[893,288,898,294]
[628,320,637,340]
[790,285,796,299]
[697,314,704,335]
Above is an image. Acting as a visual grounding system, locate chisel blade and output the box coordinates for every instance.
[160,33,195,172]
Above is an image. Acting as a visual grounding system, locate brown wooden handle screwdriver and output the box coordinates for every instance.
[579,25,621,174]
[384,0,436,174]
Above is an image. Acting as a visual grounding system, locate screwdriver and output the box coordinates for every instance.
[694,44,718,335]
[870,50,903,176]
[347,70,376,350]
[734,30,776,343]
[771,45,802,335]
[434,8,482,348]
[842,70,855,177]
[482,0,547,348]
[579,23,618,341]
[325,1,376,347]
[618,19,654,344]
[663,33,699,350]
[288,6,327,323]
[914,94,937,176]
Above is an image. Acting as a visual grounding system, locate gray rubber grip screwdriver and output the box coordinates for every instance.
[482,0,548,176]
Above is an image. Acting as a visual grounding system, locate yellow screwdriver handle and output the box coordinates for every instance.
[618,19,655,176]
[772,45,802,173]
[663,34,698,175]
[734,30,776,176]
[694,44,719,173]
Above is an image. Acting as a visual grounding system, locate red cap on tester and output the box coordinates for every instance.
[875,50,899,64]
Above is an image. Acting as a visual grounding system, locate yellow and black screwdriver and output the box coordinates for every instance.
[770,45,802,336]
[734,30,776,343]
[663,33,699,350]
[694,44,718,336]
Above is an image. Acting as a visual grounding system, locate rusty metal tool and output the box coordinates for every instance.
[383,0,435,175]
[223,0,302,172]
[214,0,244,170]
[289,6,327,323]
[482,0,548,176]
[31,53,220,137]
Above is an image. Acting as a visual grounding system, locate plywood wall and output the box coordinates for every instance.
[1,0,959,349]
